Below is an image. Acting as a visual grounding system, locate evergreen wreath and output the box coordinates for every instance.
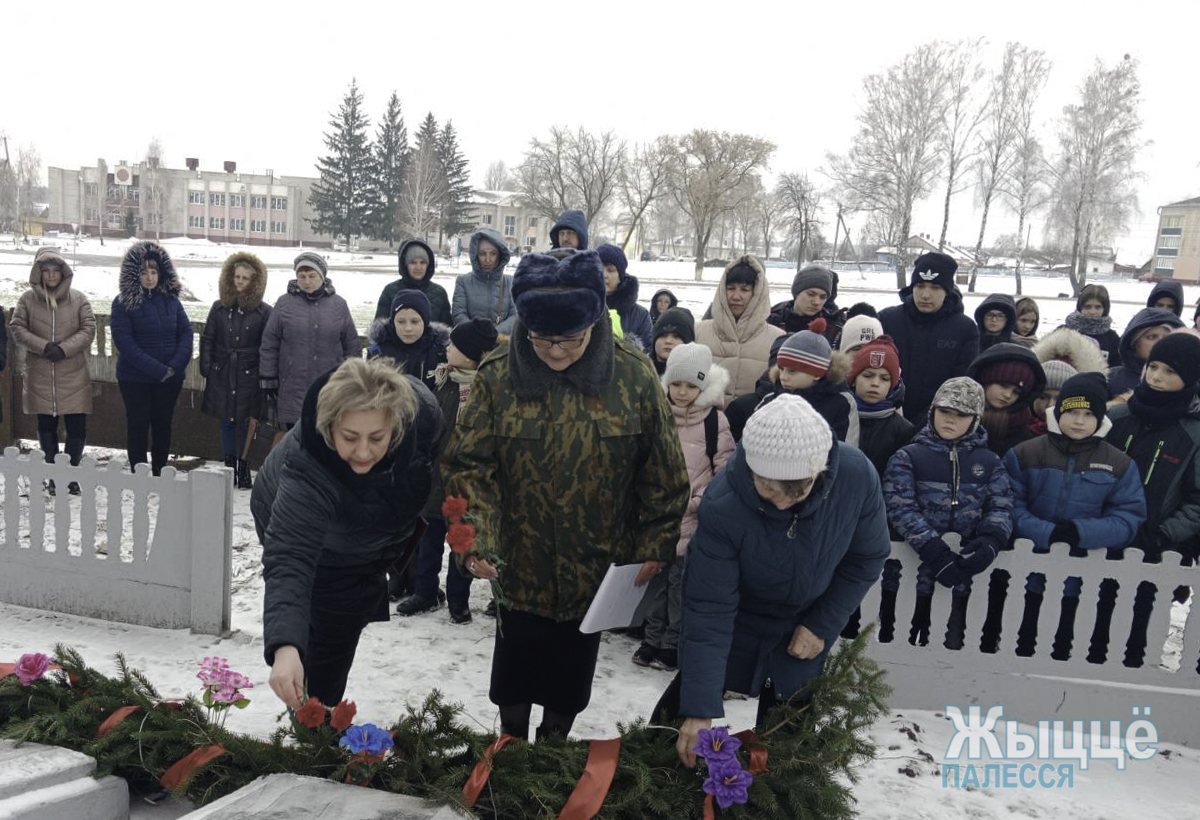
[0,631,889,819]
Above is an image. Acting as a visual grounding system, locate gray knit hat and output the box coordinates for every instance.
[1040,360,1078,392]
[294,251,328,281]
[742,394,833,481]
[662,343,712,390]
[776,323,832,377]
[791,266,834,298]
[931,377,985,418]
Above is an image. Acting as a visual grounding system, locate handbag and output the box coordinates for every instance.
[242,396,286,470]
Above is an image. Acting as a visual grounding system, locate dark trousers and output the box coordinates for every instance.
[412,518,471,605]
[36,413,87,466]
[219,418,250,460]
[118,380,183,475]
[305,570,390,706]
[652,672,780,730]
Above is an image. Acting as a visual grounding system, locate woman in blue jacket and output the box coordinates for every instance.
[654,394,890,767]
[111,241,193,476]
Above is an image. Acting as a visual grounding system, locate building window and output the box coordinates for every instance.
[251,220,266,232]
[85,209,98,222]
[209,217,225,229]
[270,220,287,233]
[1163,215,1184,229]
[504,215,516,237]
[528,217,538,228]
[126,187,139,201]
[231,218,246,231]
[189,215,205,229]
[271,196,287,210]
[482,214,493,225]
[188,191,205,205]
[1158,235,1181,251]
[1156,256,1177,273]
[251,195,267,209]
[210,193,225,207]
[84,183,98,197]
[107,185,121,200]
[106,211,122,227]
[230,194,245,208]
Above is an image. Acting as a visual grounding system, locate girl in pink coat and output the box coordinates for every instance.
[633,343,735,671]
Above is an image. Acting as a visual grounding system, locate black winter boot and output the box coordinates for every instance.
[235,459,253,490]
[223,455,237,470]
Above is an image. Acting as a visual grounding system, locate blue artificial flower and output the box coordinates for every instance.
[693,725,742,764]
[338,723,394,756]
[703,759,754,809]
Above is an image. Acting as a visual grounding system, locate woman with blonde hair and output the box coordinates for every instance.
[252,356,442,706]
[10,247,97,495]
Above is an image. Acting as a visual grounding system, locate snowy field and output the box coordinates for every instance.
[2,235,1200,817]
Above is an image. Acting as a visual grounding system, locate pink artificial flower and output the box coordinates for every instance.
[16,653,51,686]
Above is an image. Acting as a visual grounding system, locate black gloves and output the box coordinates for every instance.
[1049,522,1080,548]
[918,538,967,589]
[960,534,1002,576]
[43,343,66,362]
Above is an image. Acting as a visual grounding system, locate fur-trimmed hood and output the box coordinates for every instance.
[118,240,181,311]
[218,251,267,311]
[1032,328,1109,374]
[662,362,730,410]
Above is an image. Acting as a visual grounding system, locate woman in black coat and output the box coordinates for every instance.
[252,357,442,707]
[201,252,271,488]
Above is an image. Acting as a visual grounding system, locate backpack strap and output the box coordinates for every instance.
[704,407,719,471]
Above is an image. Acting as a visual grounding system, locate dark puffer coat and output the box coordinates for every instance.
[678,443,890,718]
[375,239,452,326]
[259,279,361,425]
[200,252,271,421]
[253,368,443,666]
[366,318,449,387]
[766,301,846,345]
[606,273,653,352]
[879,287,979,423]
[110,241,193,384]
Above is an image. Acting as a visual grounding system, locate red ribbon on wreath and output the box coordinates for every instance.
[557,737,621,820]
[462,734,519,806]
[160,744,227,792]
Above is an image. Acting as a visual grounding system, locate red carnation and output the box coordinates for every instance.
[442,495,469,523]
[331,700,357,732]
[295,696,327,729]
[447,523,476,555]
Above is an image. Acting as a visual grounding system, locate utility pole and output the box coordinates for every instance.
[830,203,842,268]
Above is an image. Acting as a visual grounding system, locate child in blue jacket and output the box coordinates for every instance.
[883,376,1013,648]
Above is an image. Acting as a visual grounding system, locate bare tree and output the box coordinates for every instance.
[652,198,683,257]
[398,140,448,242]
[617,136,672,250]
[756,188,783,261]
[997,134,1051,294]
[1050,56,1145,296]
[731,176,763,255]
[142,138,167,240]
[15,145,41,240]
[668,129,775,280]
[969,43,1050,292]
[0,137,16,234]
[936,39,988,252]
[827,43,950,288]
[775,172,823,270]
[484,160,514,191]
[517,126,626,232]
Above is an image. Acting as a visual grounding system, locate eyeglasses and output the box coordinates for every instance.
[983,311,1007,321]
[528,333,588,352]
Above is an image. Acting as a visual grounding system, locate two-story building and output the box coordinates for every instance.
[1152,197,1200,283]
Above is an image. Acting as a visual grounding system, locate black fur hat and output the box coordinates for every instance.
[511,250,606,336]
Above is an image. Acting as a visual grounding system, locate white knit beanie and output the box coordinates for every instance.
[838,315,884,351]
[662,343,712,390]
[742,394,833,481]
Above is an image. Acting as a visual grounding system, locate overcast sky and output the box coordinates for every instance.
[11,0,1200,263]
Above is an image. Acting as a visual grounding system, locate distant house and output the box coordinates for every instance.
[461,190,552,254]
[1150,196,1200,283]
[876,234,977,271]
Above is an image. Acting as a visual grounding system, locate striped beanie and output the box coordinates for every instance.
[776,318,832,378]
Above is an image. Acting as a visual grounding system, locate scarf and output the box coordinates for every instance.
[1064,312,1112,336]
[433,363,478,422]
[854,394,897,418]
[1128,382,1195,427]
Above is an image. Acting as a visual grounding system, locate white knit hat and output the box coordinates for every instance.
[742,394,833,481]
[838,315,884,351]
[662,343,712,390]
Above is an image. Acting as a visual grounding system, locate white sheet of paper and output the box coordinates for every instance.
[579,563,649,634]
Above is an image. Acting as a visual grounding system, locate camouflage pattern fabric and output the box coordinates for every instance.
[442,336,690,621]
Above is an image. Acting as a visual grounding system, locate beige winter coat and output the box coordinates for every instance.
[695,256,783,402]
[10,250,96,416]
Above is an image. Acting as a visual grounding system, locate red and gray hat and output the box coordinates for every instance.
[776,319,831,377]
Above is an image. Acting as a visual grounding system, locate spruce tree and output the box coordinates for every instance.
[370,91,408,246]
[308,79,374,249]
[436,120,474,248]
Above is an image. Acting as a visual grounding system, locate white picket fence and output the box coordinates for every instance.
[0,447,232,635]
[858,538,1200,745]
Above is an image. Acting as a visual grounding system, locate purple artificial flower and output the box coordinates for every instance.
[339,723,395,756]
[693,725,742,764]
[703,759,754,809]
[15,653,51,686]
[209,684,241,704]
[197,656,229,687]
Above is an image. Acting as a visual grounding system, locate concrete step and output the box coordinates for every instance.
[0,740,129,820]
[179,773,465,819]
